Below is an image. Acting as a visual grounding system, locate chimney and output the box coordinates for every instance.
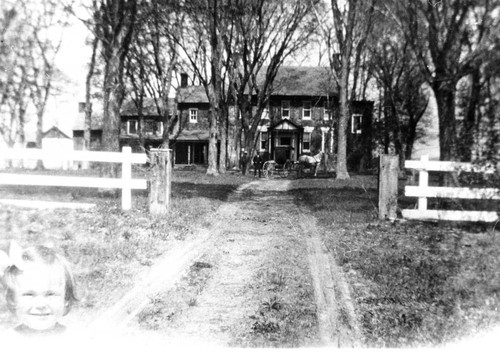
[180,73,188,88]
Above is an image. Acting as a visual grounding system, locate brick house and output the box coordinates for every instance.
[255,66,374,171]
[114,66,374,170]
[119,98,174,151]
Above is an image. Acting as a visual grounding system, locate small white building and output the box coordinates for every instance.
[41,126,73,170]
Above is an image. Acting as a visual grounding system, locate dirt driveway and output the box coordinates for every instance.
[75,179,360,347]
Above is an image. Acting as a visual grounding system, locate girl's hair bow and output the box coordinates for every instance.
[0,241,25,277]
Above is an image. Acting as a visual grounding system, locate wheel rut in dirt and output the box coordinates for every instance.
[89,180,358,347]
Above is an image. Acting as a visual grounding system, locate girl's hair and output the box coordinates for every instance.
[2,245,77,314]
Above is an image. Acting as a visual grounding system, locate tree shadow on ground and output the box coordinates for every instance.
[172,182,240,201]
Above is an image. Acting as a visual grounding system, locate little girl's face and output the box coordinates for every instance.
[13,262,66,331]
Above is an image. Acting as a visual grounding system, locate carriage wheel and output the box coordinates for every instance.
[262,162,269,178]
[263,161,274,178]
[281,160,293,178]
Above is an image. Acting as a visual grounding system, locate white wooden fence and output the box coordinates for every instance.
[402,155,499,222]
[0,147,147,210]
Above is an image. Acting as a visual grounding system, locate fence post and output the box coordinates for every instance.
[122,146,132,210]
[418,155,429,212]
[378,154,399,220]
[149,148,172,215]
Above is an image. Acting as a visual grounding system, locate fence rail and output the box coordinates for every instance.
[402,155,499,222]
[0,147,147,210]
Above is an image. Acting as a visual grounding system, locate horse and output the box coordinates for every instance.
[297,151,324,178]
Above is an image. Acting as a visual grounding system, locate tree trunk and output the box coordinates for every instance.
[102,54,123,177]
[404,120,417,160]
[459,68,481,162]
[218,108,227,174]
[161,101,170,149]
[84,35,98,164]
[35,107,44,170]
[336,59,350,180]
[206,0,221,176]
[207,113,219,175]
[138,102,144,149]
[432,81,458,161]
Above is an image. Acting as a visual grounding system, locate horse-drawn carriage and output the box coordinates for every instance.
[261,151,324,179]
[262,159,295,178]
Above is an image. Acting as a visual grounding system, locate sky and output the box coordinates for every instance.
[27,16,90,140]
[25,5,439,159]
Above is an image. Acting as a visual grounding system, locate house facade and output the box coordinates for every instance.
[80,66,374,170]
[119,98,173,152]
[118,89,215,165]
[174,84,213,165]
[254,67,374,171]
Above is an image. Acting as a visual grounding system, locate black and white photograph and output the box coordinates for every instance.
[1,0,499,349]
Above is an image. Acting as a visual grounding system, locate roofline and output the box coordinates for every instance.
[269,118,304,131]
[42,126,72,139]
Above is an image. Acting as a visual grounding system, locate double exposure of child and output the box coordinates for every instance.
[0,241,77,338]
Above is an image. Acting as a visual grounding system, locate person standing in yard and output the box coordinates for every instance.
[253,151,263,178]
[0,242,78,337]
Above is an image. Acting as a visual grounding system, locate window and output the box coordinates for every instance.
[189,109,198,123]
[324,102,330,120]
[281,101,290,119]
[303,133,311,151]
[127,120,138,135]
[260,131,268,151]
[144,120,163,136]
[279,136,291,146]
[144,120,155,135]
[351,114,362,134]
[302,101,311,119]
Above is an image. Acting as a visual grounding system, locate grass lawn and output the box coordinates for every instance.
[295,186,500,347]
[1,166,499,348]
[0,166,249,329]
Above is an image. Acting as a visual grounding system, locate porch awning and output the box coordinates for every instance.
[269,119,303,132]
[171,130,210,141]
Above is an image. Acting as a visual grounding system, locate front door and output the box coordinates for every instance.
[273,132,298,163]
[269,119,303,163]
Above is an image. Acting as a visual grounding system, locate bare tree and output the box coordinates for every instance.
[0,0,69,171]
[174,0,230,175]
[124,27,148,149]
[313,0,376,179]
[175,0,318,175]
[141,0,181,149]
[24,0,69,169]
[228,0,319,173]
[367,18,429,169]
[397,0,500,161]
[83,0,138,176]
[83,30,99,157]
[0,5,29,150]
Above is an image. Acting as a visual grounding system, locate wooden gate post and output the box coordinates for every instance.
[378,154,399,220]
[149,148,172,215]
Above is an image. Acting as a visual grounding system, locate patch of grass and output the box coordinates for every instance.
[0,167,238,329]
[232,240,320,348]
[296,187,500,348]
[137,258,213,330]
[137,295,177,330]
[288,174,378,190]
[173,182,240,201]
